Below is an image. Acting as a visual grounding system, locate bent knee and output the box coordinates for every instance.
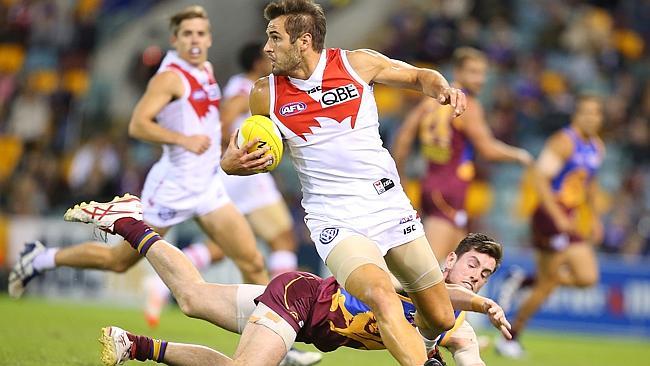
[432,308,456,331]
[235,252,266,275]
[358,285,401,316]
[175,286,203,318]
[103,256,134,273]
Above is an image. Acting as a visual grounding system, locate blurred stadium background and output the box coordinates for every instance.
[0,0,648,364]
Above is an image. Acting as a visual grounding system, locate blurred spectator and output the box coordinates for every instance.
[67,134,120,202]
[5,85,51,143]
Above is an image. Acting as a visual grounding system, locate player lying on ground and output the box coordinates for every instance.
[62,195,510,366]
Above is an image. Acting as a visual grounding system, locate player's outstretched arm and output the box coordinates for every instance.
[128,71,211,155]
[220,77,273,175]
[462,99,532,166]
[346,49,466,116]
[445,284,511,339]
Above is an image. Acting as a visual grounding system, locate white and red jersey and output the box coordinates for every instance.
[223,73,254,133]
[269,48,408,220]
[150,51,222,194]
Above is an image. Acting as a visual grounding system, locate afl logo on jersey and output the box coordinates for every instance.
[319,228,339,244]
[205,84,221,100]
[320,83,360,108]
[191,90,208,101]
[279,101,307,116]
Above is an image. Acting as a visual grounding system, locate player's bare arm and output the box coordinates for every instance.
[128,71,211,155]
[443,323,486,366]
[219,94,250,151]
[461,98,532,166]
[445,283,512,339]
[220,77,273,175]
[346,49,467,116]
[393,98,433,181]
[534,132,574,233]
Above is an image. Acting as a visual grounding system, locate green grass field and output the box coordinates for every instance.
[1,295,648,366]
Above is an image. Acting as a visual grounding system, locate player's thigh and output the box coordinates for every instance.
[325,234,390,288]
[534,248,566,282]
[564,243,599,286]
[246,200,293,243]
[233,322,289,366]
[385,235,443,293]
[386,236,452,326]
[195,203,258,260]
[423,216,466,261]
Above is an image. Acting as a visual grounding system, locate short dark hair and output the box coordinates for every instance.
[455,233,503,270]
[238,42,264,72]
[264,0,327,52]
[169,5,209,35]
[452,47,487,69]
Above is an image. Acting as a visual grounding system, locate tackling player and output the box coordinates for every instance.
[59,193,509,366]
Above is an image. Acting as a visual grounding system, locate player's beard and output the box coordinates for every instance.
[271,44,302,76]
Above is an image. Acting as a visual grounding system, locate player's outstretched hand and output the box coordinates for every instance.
[483,298,512,340]
[181,134,212,155]
[220,131,272,176]
[438,87,467,117]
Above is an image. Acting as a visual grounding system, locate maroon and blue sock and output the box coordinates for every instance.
[126,332,168,363]
[113,218,162,256]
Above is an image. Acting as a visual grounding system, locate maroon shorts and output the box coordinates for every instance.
[254,271,322,334]
[531,206,583,252]
[420,179,469,228]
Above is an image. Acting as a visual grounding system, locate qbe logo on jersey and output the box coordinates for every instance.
[373,178,395,195]
[320,83,360,108]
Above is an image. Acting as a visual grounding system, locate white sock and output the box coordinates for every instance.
[417,327,441,353]
[33,248,59,272]
[182,242,212,270]
[268,250,298,277]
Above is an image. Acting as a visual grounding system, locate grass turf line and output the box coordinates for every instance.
[0,295,648,366]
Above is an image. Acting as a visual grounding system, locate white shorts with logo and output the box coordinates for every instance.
[141,165,231,229]
[218,170,283,215]
[305,199,424,262]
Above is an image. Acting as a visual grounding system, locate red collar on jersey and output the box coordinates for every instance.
[168,63,220,120]
[273,49,363,141]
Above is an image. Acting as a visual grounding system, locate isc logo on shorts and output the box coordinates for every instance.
[319,228,339,244]
[320,83,360,108]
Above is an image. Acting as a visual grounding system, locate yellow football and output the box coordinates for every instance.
[236,115,283,172]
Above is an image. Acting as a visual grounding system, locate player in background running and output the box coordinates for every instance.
[393,47,532,262]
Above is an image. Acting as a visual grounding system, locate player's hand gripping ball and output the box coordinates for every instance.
[236,115,283,172]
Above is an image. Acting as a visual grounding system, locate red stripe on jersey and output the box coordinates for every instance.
[167,63,220,120]
[273,49,363,141]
